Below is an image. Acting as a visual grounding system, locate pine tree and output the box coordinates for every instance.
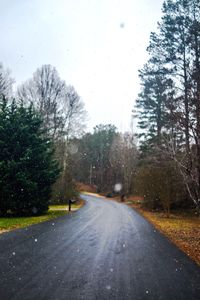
[159,0,200,212]
[135,32,174,153]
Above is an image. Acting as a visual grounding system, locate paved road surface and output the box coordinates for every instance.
[0,194,200,300]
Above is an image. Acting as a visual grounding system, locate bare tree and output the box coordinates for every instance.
[164,131,200,215]
[0,63,14,98]
[17,65,86,141]
[17,64,66,139]
[110,132,138,195]
[62,85,87,140]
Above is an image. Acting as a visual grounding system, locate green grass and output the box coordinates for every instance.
[0,199,84,233]
[49,205,68,211]
[0,205,68,232]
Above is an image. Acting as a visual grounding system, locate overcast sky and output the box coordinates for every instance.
[1,0,163,132]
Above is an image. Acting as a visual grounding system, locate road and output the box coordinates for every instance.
[0,194,200,300]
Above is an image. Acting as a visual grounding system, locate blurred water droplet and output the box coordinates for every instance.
[114,183,122,192]
[68,143,78,154]
[106,285,111,290]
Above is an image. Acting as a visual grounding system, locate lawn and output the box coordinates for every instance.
[0,200,84,233]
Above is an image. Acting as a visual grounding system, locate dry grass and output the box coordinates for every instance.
[76,182,97,193]
[130,203,200,266]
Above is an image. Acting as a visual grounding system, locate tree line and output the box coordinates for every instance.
[134,0,200,215]
[71,124,137,195]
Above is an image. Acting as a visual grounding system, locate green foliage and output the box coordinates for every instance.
[0,97,60,216]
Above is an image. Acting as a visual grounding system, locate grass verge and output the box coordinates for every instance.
[0,200,84,233]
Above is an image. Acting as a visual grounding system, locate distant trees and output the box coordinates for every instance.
[0,97,59,216]
[134,0,200,214]
[74,124,117,192]
[73,125,137,194]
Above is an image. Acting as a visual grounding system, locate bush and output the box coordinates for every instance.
[134,161,187,215]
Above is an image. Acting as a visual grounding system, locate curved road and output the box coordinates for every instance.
[0,194,200,300]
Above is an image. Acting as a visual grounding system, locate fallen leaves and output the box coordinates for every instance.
[132,206,200,266]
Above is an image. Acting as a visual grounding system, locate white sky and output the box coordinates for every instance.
[1,0,163,132]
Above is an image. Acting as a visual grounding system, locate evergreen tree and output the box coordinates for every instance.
[0,97,60,216]
[135,32,174,153]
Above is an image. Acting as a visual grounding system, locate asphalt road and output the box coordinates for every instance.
[0,194,200,300]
